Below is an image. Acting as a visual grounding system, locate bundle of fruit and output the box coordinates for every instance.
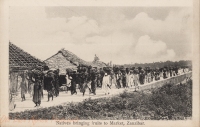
[66,68,74,73]
[103,67,112,74]
[31,69,43,80]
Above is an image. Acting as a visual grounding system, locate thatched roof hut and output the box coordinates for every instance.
[9,42,45,111]
[44,49,107,74]
[44,49,90,74]
[9,42,45,72]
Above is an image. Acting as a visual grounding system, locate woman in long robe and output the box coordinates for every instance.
[126,72,130,88]
[128,71,134,87]
[122,72,127,88]
[20,72,27,101]
[133,72,139,91]
[96,72,102,88]
[33,79,42,107]
[90,70,97,95]
[116,71,122,89]
[69,72,77,95]
[53,70,59,97]
[26,70,34,97]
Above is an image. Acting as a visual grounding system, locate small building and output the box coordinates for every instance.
[9,42,44,71]
[44,49,91,74]
[44,49,108,74]
[9,42,45,110]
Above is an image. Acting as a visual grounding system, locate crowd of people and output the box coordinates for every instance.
[10,65,191,108]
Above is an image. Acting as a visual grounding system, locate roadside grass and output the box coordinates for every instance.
[9,79,192,120]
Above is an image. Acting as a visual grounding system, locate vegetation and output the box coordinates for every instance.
[9,79,192,120]
[118,60,192,69]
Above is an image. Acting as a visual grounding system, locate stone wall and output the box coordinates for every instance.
[139,72,192,91]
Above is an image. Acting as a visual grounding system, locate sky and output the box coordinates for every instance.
[9,6,192,64]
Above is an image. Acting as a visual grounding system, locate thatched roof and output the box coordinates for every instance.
[91,61,107,68]
[9,42,45,71]
[44,49,108,72]
[45,49,91,67]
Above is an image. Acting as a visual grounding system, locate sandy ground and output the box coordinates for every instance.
[10,86,133,113]
[9,72,190,113]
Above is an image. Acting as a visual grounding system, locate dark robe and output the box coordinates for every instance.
[59,75,66,87]
[91,72,97,94]
[33,81,42,105]
[80,72,90,96]
[97,73,101,87]
[44,77,54,91]
[54,74,60,97]
[100,70,105,86]
[163,71,167,79]
[139,73,145,85]
[70,73,77,95]
[116,73,122,89]
[122,73,126,88]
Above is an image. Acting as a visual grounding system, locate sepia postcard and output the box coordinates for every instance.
[0,0,199,127]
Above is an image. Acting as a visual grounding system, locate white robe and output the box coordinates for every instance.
[102,75,110,94]
[128,74,134,87]
[133,74,139,86]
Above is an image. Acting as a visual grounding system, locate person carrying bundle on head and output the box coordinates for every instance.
[113,67,120,89]
[81,67,92,96]
[100,68,105,87]
[154,68,160,81]
[65,68,72,93]
[125,68,130,88]
[146,68,151,83]
[129,70,134,87]
[133,69,139,91]
[139,69,145,85]
[121,69,127,88]
[110,69,116,88]
[116,70,122,89]
[44,71,54,102]
[30,69,43,107]
[169,67,173,77]
[163,67,167,79]
[53,69,60,97]
[90,68,97,95]
[96,70,102,88]
[68,70,77,95]
[150,69,155,82]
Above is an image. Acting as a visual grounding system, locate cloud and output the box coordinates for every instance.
[64,16,100,41]
[84,31,136,63]
[96,9,192,63]
[134,35,176,63]
[124,9,192,36]
[10,7,191,64]
[9,7,100,60]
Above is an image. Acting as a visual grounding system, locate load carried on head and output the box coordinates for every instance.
[103,66,112,75]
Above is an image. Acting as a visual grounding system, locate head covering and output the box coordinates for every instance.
[105,73,108,76]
